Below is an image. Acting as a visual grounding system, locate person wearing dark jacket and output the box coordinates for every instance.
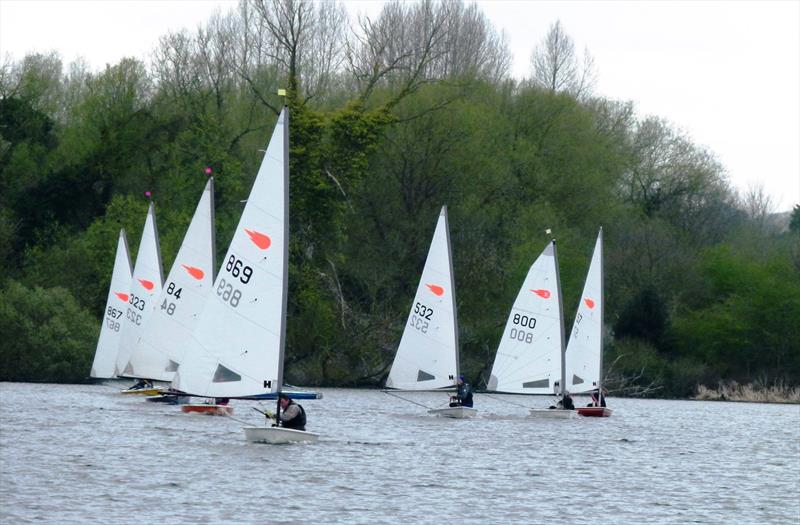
[276,393,307,431]
[550,392,575,410]
[449,376,474,407]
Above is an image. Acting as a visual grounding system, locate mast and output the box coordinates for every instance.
[442,205,460,383]
[597,227,604,403]
[149,201,165,287]
[208,177,217,282]
[276,106,290,423]
[552,239,567,399]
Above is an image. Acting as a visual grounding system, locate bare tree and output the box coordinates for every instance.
[741,182,775,229]
[529,20,595,99]
[241,0,348,108]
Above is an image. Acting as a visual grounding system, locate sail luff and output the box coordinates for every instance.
[598,227,604,395]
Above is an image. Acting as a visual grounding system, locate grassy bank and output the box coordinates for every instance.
[694,381,800,404]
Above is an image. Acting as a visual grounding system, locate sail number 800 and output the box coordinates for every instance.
[512,313,536,329]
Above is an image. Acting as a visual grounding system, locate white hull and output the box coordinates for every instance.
[428,407,478,419]
[528,408,578,419]
[243,426,319,444]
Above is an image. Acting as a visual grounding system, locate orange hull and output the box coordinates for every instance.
[181,404,233,416]
[577,407,613,417]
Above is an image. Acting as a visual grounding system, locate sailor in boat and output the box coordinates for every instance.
[550,392,575,410]
[129,378,153,391]
[449,376,474,408]
[274,393,307,431]
[587,389,607,407]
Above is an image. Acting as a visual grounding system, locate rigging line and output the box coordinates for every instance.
[226,413,255,426]
[382,390,434,410]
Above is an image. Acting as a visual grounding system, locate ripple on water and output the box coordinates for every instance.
[1,383,798,524]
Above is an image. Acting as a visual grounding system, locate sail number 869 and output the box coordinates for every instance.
[217,277,242,307]
[226,255,253,284]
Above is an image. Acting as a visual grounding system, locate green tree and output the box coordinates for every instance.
[0,280,99,383]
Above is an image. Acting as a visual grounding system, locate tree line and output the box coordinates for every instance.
[1,0,798,397]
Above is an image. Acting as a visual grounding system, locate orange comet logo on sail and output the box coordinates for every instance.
[114,292,129,302]
[584,298,595,309]
[426,284,445,296]
[530,289,551,299]
[182,264,205,280]
[138,279,155,291]
[245,229,271,250]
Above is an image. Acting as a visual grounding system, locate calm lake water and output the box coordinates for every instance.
[1,381,798,524]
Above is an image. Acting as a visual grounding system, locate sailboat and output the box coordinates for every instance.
[124,178,216,388]
[115,202,166,394]
[90,229,133,379]
[173,107,319,442]
[386,206,476,419]
[566,228,612,417]
[487,239,576,418]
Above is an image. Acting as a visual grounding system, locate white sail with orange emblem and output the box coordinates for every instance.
[386,206,460,391]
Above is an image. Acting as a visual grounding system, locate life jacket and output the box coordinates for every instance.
[281,402,307,431]
[458,384,474,407]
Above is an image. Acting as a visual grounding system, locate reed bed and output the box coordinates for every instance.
[695,381,800,404]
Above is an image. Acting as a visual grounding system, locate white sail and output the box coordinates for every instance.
[125,179,216,381]
[90,229,133,378]
[488,240,564,394]
[173,109,288,398]
[566,228,603,394]
[115,202,165,377]
[386,206,459,391]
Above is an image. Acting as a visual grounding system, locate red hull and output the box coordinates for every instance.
[577,407,613,417]
[181,404,233,416]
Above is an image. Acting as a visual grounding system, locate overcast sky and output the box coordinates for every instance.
[1,0,798,212]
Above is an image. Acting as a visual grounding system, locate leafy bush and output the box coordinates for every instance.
[0,280,99,383]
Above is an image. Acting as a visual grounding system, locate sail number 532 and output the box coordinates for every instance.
[410,302,433,334]
[414,302,433,320]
